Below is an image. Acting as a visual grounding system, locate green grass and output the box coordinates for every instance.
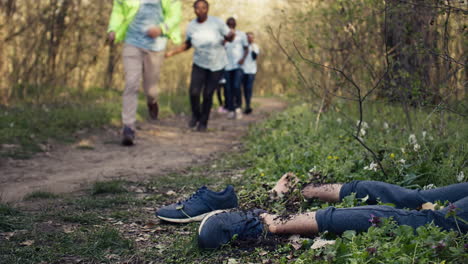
[24,191,60,200]
[0,226,134,264]
[92,180,128,195]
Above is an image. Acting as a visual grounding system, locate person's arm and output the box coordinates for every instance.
[251,44,259,60]
[238,33,249,65]
[165,40,192,58]
[107,0,124,43]
[159,0,182,43]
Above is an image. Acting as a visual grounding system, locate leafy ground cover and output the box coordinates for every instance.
[0,101,466,263]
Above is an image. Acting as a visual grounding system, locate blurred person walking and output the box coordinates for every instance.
[107,0,182,146]
[241,32,259,115]
[223,17,249,120]
[165,0,233,131]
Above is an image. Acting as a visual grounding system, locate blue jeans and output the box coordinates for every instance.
[242,73,256,110]
[316,181,468,234]
[224,69,243,111]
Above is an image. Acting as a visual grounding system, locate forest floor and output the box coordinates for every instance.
[0,97,286,203]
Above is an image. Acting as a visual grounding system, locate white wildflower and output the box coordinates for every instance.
[336,118,342,124]
[364,162,378,172]
[422,131,427,140]
[401,148,406,154]
[360,128,366,137]
[309,166,318,173]
[413,144,421,152]
[409,134,417,145]
[399,159,406,164]
[423,184,437,190]
[457,171,465,182]
[383,122,389,130]
[356,120,369,129]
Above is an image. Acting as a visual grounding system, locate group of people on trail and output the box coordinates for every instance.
[107,0,259,145]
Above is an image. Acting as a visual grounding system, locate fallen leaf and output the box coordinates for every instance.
[311,238,336,249]
[288,234,305,250]
[144,221,157,229]
[2,232,15,240]
[20,240,35,246]
[76,139,94,150]
[227,259,238,264]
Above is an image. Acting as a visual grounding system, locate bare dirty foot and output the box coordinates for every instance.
[269,172,299,199]
[0,98,287,203]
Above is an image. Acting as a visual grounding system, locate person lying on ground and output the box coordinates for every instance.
[196,174,468,249]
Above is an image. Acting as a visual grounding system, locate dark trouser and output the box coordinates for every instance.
[224,69,244,111]
[216,83,224,107]
[316,181,468,234]
[242,73,255,110]
[189,64,224,127]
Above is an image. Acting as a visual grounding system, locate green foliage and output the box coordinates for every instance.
[24,191,60,200]
[237,102,467,263]
[92,180,128,195]
[0,225,134,264]
[242,102,466,198]
[0,204,23,232]
[297,220,467,263]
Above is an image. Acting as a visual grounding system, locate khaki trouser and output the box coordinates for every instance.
[122,44,165,129]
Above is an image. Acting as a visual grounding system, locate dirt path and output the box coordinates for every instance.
[0,98,286,202]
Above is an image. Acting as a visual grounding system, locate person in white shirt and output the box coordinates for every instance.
[241,32,259,114]
[223,17,249,119]
[165,0,234,131]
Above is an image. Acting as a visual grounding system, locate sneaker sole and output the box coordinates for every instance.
[157,212,213,223]
[198,209,227,235]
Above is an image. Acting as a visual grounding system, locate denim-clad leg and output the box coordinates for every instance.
[232,69,244,109]
[316,196,468,234]
[224,70,234,111]
[242,73,255,110]
[340,181,468,209]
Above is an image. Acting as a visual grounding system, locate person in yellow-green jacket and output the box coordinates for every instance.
[107,0,182,146]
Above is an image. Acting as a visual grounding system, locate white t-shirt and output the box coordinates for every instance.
[242,43,260,74]
[186,16,230,72]
[224,30,248,71]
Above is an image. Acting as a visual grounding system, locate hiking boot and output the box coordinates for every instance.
[147,101,159,120]
[121,126,135,146]
[188,117,198,128]
[156,185,238,223]
[198,209,266,249]
[244,108,252,115]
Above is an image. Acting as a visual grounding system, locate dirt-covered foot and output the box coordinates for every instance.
[269,172,299,200]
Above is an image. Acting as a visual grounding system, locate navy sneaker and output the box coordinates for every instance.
[198,210,266,249]
[156,185,238,223]
[121,126,135,146]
